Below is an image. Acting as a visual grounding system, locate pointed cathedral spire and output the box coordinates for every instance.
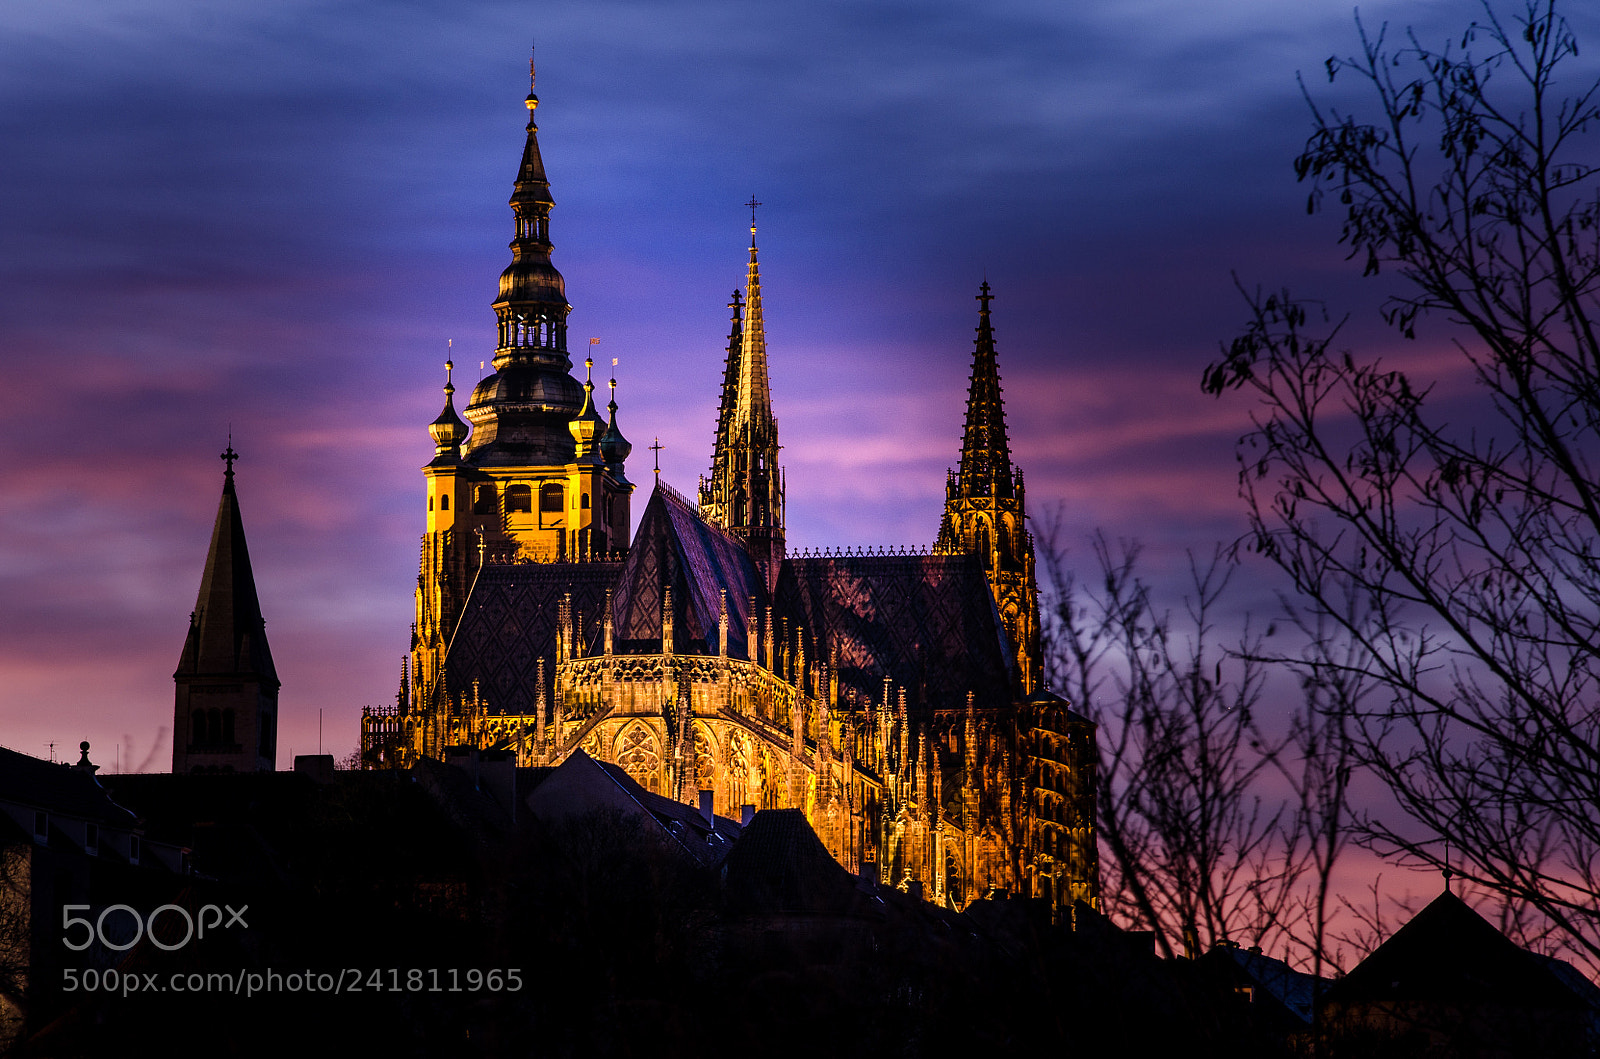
[494,51,565,369]
[937,283,1039,694]
[735,203,775,436]
[956,282,1014,500]
[702,204,784,585]
[173,447,280,772]
[459,51,583,467]
[701,290,744,515]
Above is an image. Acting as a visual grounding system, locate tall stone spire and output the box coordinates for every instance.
[955,282,1014,500]
[937,283,1039,693]
[703,205,784,585]
[173,443,280,773]
[461,53,584,466]
[699,290,744,519]
[735,233,775,438]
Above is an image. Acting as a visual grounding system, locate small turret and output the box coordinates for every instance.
[568,355,605,461]
[599,360,633,485]
[429,359,469,461]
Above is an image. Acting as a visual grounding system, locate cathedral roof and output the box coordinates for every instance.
[612,481,766,656]
[440,560,621,715]
[175,449,278,686]
[777,552,1018,709]
[437,485,1020,713]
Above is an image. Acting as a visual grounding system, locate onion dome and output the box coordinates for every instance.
[599,367,632,485]
[568,356,606,461]
[430,359,469,459]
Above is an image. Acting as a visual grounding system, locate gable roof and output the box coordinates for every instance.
[611,482,766,657]
[525,748,740,866]
[0,744,136,825]
[1324,890,1592,1010]
[722,807,877,915]
[777,553,1017,709]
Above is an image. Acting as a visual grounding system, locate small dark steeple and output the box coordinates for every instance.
[173,445,280,773]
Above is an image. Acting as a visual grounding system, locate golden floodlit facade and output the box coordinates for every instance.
[361,63,1098,915]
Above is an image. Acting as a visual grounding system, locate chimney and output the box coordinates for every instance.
[698,789,714,826]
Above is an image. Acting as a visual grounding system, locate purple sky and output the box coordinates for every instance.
[4,0,1576,774]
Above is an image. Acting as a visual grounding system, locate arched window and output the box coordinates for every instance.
[474,485,496,514]
[617,724,661,794]
[440,494,449,512]
[976,522,992,569]
[581,492,590,510]
[428,496,434,512]
[540,483,564,513]
[506,485,533,513]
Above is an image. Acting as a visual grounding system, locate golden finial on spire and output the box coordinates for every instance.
[445,340,455,397]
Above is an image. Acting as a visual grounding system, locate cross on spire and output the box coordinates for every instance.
[221,436,238,481]
[746,196,761,246]
[650,437,664,476]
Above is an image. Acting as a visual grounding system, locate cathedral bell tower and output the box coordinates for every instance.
[173,444,279,773]
[699,208,785,588]
[412,58,635,709]
[936,283,1039,693]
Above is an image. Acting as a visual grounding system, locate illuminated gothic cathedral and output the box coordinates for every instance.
[360,66,1097,914]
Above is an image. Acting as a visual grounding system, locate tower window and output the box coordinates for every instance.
[581,492,590,510]
[506,485,533,514]
[540,483,564,513]
[440,494,449,512]
[474,486,496,514]
[429,496,434,512]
